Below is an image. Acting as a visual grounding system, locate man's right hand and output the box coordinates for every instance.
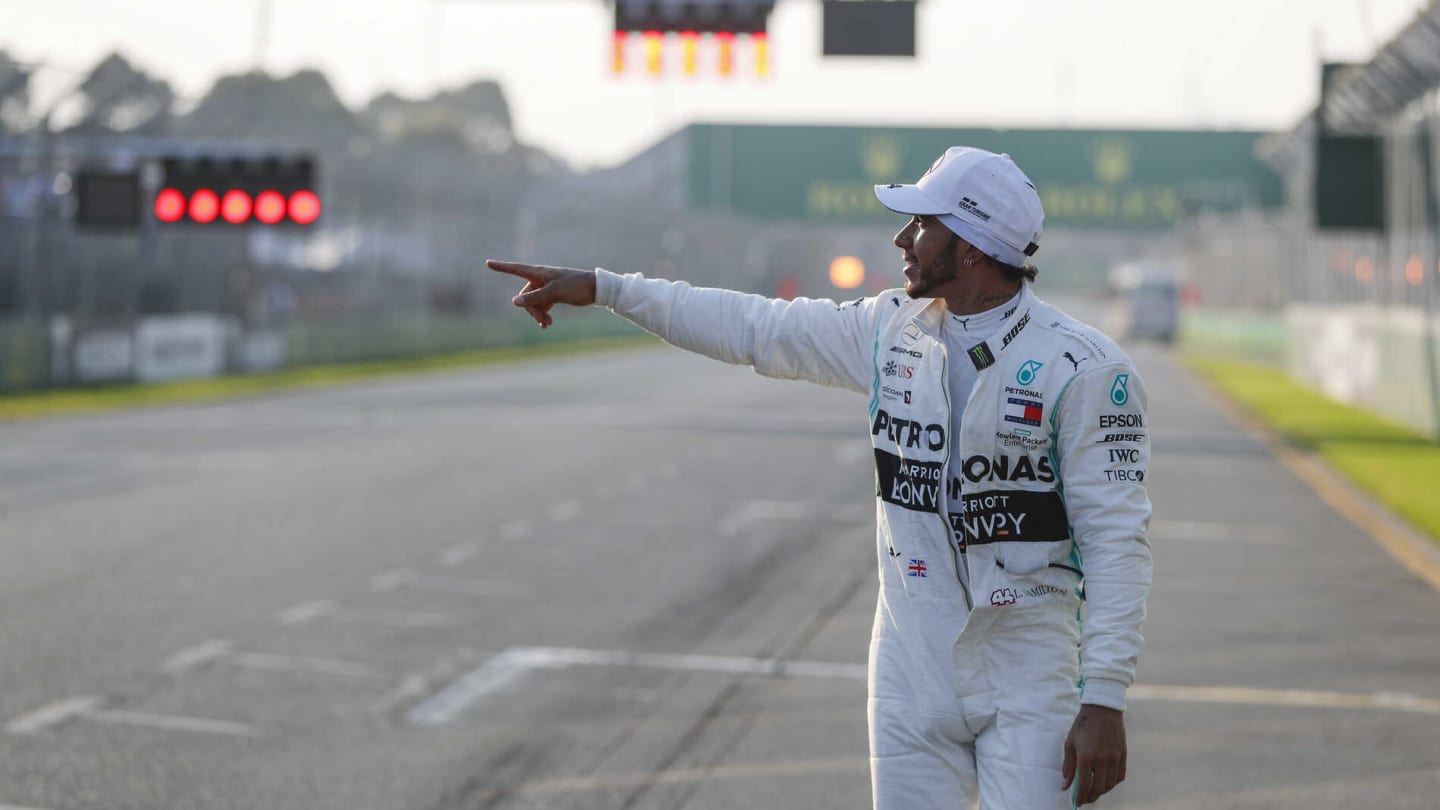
[486,260,597,329]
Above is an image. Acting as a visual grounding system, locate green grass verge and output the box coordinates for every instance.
[0,335,658,422]
[1186,355,1440,543]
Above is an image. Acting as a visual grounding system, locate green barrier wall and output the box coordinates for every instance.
[1179,308,1287,367]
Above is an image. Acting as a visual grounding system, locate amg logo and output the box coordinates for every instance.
[872,409,945,451]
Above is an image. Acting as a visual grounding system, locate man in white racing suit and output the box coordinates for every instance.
[488,146,1152,809]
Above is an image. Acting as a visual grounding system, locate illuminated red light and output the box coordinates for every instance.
[188,189,220,223]
[288,190,321,225]
[254,190,286,224]
[220,189,252,224]
[155,188,186,223]
[613,31,627,73]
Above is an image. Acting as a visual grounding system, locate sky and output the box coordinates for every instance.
[0,0,1431,169]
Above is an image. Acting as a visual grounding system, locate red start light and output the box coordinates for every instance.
[288,189,321,225]
[220,189,252,224]
[155,188,186,223]
[254,190,286,224]
[189,189,220,223]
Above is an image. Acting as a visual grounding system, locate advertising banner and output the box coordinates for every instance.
[135,315,229,383]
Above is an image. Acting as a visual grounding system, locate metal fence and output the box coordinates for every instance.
[1179,90,1440,439]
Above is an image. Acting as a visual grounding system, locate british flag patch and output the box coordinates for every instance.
[907,559,928,578]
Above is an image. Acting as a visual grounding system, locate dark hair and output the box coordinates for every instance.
[992,258,1039,284]
[948,232,1040,284]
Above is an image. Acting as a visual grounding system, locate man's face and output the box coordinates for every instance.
[894,215,961,299]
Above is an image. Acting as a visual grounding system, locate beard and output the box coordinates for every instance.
[904,252,958,299]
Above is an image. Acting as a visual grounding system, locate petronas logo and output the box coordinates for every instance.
[862,135,903,181]
[1110,373,1130,406]
[1092,140,1132,184]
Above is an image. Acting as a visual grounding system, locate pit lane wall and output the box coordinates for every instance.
[2,310,636,392]
[1284,305,1440,438]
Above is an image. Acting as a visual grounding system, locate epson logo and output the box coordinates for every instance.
[872,409,945,451]
[1099,414,1145,428]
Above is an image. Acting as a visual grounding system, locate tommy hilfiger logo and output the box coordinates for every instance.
[957,196,992,221]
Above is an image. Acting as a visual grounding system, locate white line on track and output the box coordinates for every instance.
[161,640,375,679]
[369,568,516,596]
[478,756,869,800]
[328,607,458,629]
[277,599,334,624]
[438,542,478,566]
[719,500,871,537]
[5,696,104,734]
[1149,520,1294,544]
[407,646,866,726]
[1128,684,1440,714]
[405,645,1440,728]
[5,697,262,738]
[89,709,263,738]
[161,639,234,673]
[231,652,376,679]
[374,674,431,714]
[277,599,455,628]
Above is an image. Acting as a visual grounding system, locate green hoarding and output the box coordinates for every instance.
[686,125,1283,230]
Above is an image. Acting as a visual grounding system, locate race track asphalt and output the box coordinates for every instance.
[1,326,1437,809]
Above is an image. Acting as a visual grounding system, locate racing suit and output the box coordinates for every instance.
[595,270,1152,809]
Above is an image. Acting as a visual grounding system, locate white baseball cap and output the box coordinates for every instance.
[874,146,1044,268]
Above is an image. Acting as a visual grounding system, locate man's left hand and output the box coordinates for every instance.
[1061,704,1127,806]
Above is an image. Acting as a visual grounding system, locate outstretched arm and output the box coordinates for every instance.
[488,259,883,394]
[487,260,597,329]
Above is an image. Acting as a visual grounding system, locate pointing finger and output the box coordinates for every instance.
[486,259,545,281]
